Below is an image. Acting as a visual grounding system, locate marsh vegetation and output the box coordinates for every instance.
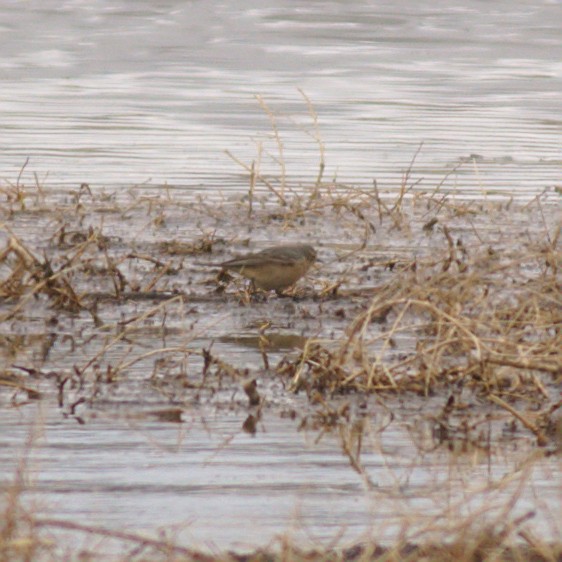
[1,139,560,561]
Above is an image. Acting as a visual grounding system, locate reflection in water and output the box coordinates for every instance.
[0,1,560,555]
[0,180,559,553]
[0,404,560,554]
[219,333,308,351]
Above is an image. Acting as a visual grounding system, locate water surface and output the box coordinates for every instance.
[1,0,560,194]
[0,1,560,557]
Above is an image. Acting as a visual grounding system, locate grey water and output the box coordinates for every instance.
[0,0,561,556]
[1,0,560,194]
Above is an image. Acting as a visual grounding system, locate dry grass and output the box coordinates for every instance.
[2,474,561,562]
[0,142,560,423]
[1,421,560,562]
[1,109,560,561]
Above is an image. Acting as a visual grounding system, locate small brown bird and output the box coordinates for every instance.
[219,243,317,294]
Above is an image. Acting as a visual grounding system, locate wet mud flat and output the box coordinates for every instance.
[0,173,560,561]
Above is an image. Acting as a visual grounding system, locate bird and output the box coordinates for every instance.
[218,243,317,295]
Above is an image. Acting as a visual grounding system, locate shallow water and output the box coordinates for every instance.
[1,191,560,556]
[0,1,561,557]
[2,403,560,556]
[0,189,562,559]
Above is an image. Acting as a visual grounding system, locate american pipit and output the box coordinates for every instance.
[219,243,317,294]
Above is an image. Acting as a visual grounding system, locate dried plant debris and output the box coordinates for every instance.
[0,156,560,562]
[279,239,560,397]
[0,167,560,447]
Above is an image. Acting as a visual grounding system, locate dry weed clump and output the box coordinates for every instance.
[278,215,560,446]
[281,241,559,392]
[0,228,104,321]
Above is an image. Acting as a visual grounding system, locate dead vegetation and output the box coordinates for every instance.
[1,122,560,561]
[1,149,560,436]
[2,452,561,562]
[279,223,560,441]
